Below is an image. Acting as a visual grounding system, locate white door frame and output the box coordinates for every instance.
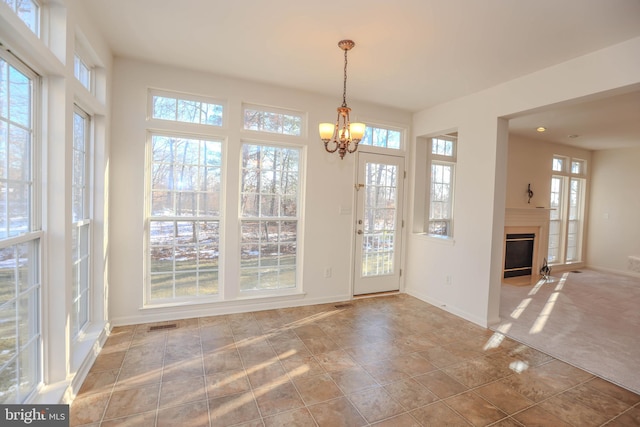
[352,152,405,296]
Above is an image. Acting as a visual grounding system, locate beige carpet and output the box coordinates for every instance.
[494,269,640,394]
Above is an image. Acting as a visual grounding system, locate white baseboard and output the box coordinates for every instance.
[111,294,353,327]
[404,287,489,328]
[586,264,640,279]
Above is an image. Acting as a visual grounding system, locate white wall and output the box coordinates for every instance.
[109,58,412,326]
[587,147,640,274]
[506,136,592,209]
[406,36,640,327]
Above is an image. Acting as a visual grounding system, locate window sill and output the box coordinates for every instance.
[141,291,307,311]
[413,233,456,246]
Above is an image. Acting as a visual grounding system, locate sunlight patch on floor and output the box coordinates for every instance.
[529,273,568,334]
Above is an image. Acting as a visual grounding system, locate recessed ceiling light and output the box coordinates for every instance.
[536,127,547,132]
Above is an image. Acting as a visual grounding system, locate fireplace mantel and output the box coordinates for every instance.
[505,207,552,227]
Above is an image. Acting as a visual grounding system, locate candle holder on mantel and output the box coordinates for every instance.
[527,183,534,204]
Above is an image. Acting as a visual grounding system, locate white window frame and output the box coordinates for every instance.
[3,0,40,37]
[146,132,224,304]
[548,155,587,265]
[71,106,91,338]
[238,142,302,295]
[73,53,92,92]
[426,135,456,238]
[148,89,226,128]
[359,124,404,151]
[242,103,305,137]
[0,48,42,404]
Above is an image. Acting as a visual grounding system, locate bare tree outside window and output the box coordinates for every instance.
[240,144,299,291]
[148,135,222,300]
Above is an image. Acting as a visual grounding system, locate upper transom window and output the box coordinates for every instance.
[242,104,304,136]
[150,91,224,127]
[360,125,402,150]
[4,0,39,36]
[74,53,91,91]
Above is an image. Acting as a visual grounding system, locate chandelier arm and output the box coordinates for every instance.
[324,140,339,153]
[346,141,360,154]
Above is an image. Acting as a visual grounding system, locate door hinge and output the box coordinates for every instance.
[404,171,407,179]
[400,269,403,277]
[402,220,405,228]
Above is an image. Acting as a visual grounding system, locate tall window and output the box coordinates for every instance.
[4,0,40,36]
[148,135,222,301]
[240,144,300,292]
[548,155,586,264]
[71,107,90,337]
[427,136,456,237]
[0,51,41,403]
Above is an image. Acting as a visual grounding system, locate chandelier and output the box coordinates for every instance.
[319,40,365,159]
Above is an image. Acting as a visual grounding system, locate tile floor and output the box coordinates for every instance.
[70,294,640,426]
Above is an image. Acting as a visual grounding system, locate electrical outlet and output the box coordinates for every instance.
[324,267,332,278]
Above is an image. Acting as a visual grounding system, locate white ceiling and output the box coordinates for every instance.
[82,0,640,150]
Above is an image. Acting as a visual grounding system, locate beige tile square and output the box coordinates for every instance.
[329,366,379,394]
[103,383,160,420]
[206,369,251,398]
[209,391,261,426]
[315,349,357,372]
[162,356,204,381]
[263,407,316,427]
[253,379,305,417]
[370,413,421,427]
[157,400,209,427]
[362,359,409,384]
[410,401,470,426]
[158,376,206,408]
[513,405,573,427]
[77,369,118,396]
[347,386,405,423]
[475,379,534,414]
[308,397,367,427]
[389,352,437,376]
[246,359,288,389]
[69,391,111,426]
[538,391,611,427]
[280,354,325,378]
[294,373,344,405]
[383,378,439,410]
[413,370,468,398]
[605,406,640,426]
[445,391,508,426]
[584,376,640,406]
[100,410,156,427]
[203,348,243,374]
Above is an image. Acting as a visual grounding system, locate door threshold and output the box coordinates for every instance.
[353,290,400,299]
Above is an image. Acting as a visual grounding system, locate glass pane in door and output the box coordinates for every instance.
[361,162,398,277]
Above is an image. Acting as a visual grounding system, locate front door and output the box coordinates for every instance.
[353,153,405,295]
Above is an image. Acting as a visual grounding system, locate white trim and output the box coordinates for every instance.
[405,287,489,328]
[113,292,354,327]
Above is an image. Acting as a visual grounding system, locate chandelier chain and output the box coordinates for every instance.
[342,48,348,108]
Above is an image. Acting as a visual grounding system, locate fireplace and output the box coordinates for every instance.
[504,233,535,278]
[503,208,551,283]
